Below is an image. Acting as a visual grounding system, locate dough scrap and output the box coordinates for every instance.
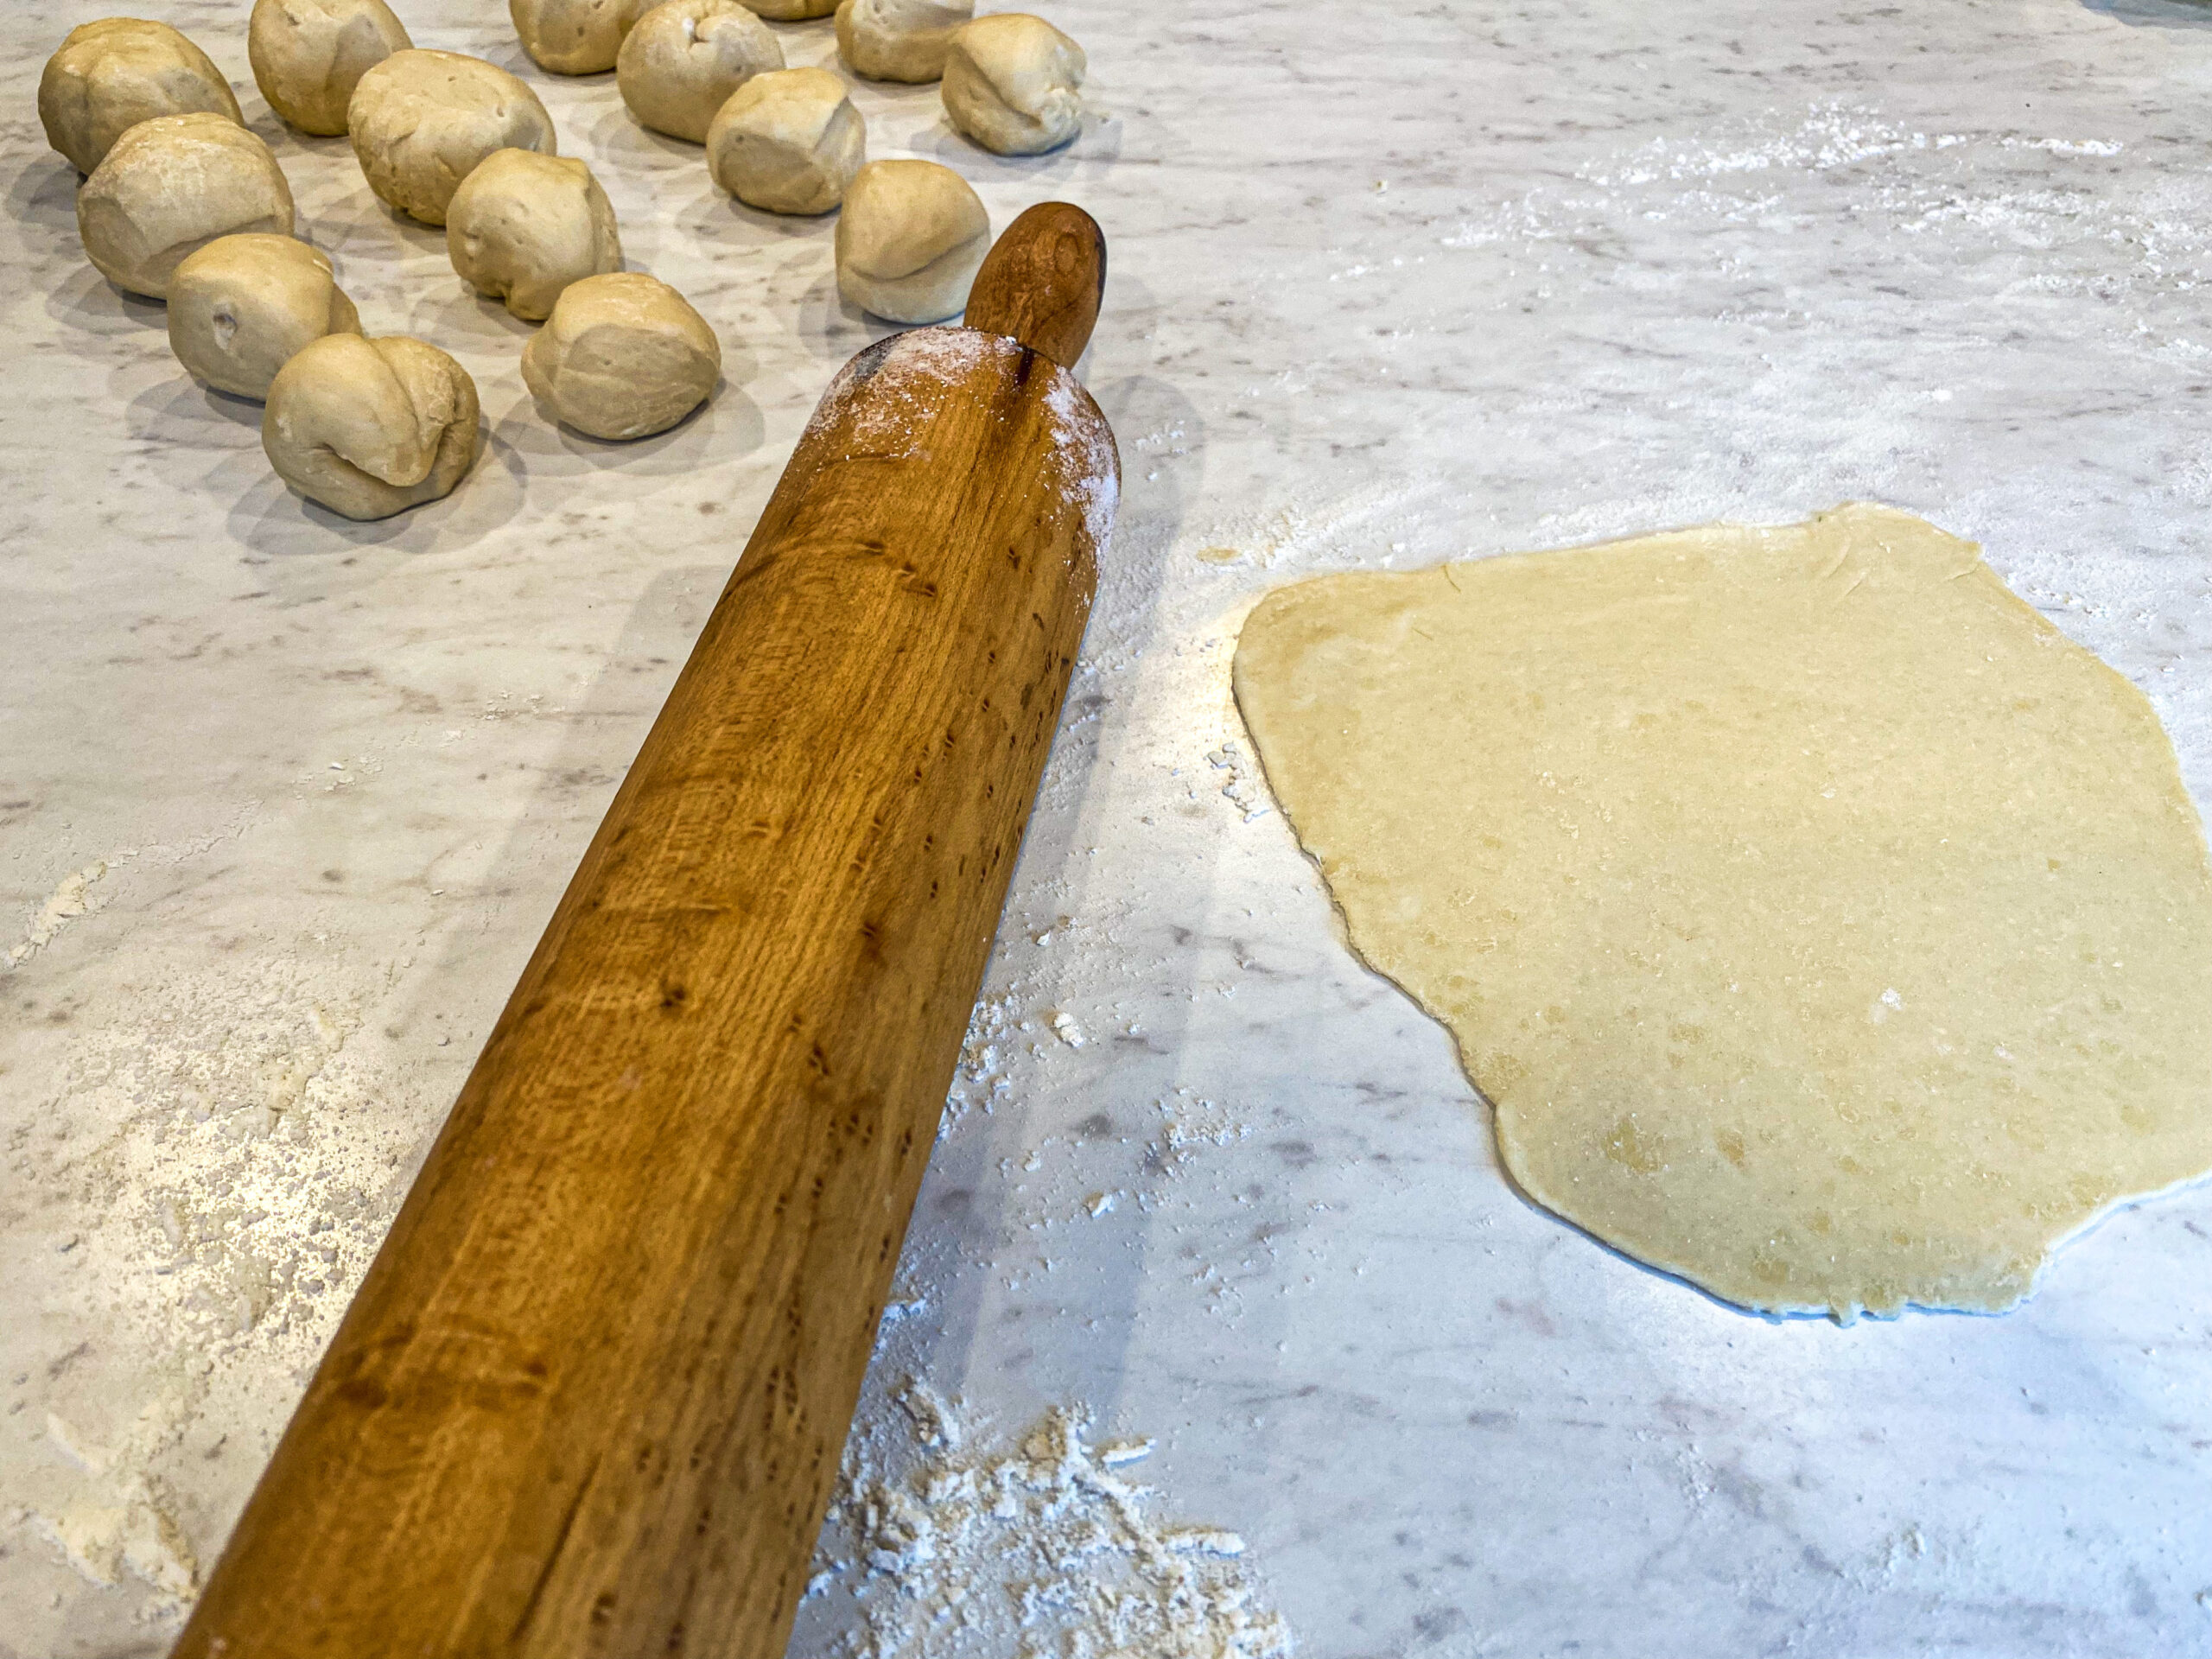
[78,113,296,300]
[1232,505,2212,1320]
[263,333,481,519]
[248,0,412,136]
[521,271,721,441]
[346,49,556,227]
[168,232,362,398]
[617,0,784,144]
[941,12,1083,156]
[835,158,988,324]
[836,0,972,83]
[39,18,242,175]
[446,149,622,321]
[705,66,864,215]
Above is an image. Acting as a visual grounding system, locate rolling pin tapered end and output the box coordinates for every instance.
[963,201,1107,370]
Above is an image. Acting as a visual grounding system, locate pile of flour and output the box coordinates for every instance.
[801,1380,1292,1659]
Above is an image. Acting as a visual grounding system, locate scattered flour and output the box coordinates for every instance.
[808,327,1002,462]
[63,955,416,1364]
[1154,1092,1251,1176]
[805,327,1119,584]
[1204,743,1270,823]
[1043,368,1122,561]
[1441,104,2189,330]
[7,855,130,970]
[10,950,432,1617]
[944,988,1024,1135]
[27,1402,199,1602]
[802,1380,1292,1659]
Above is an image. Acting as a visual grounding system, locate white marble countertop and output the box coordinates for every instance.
[9,0,2212,1655]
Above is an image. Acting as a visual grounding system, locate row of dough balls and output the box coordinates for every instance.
[40,21,723,521]
[37,3,1084,517]
[43,3,1081,321]
[173,230,719,518]
[506,0,1089,160]
[35,0,1084,168]
[499,0,1086,321]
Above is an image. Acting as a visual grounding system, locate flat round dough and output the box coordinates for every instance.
[1233,505,2212,1320]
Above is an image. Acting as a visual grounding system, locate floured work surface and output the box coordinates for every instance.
[1233,504,2212,1319]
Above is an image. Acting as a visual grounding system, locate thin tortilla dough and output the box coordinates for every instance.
[1233,504,2212,1319]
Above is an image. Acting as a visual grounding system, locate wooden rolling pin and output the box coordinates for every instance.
[173,203,1116,1659]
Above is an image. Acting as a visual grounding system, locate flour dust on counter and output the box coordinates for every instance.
[794,1378,1291,1659]
[1235,505,2212,1321]
[6,856,125,970]
[5,940,439,1634]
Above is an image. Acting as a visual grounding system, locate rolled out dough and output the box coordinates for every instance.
[1233,505,2212,1319]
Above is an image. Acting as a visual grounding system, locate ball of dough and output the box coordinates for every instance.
[834,158,988,325]
[739,0,836,18]
[704,67,863,216]
[835,0,970,84]
[617,0,784,144]
[941,13,1083,156]
[446,149,622,321]
[248,0,412,137]
[510,0,654,75]
[168,233,362,399]
[346,49,556,227]
[78,113,296,300]
[39,18,243,175]
[521,273,721,441]
[264,334,481,520]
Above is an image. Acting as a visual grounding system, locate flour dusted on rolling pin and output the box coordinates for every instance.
[809,326,1120,559]
[1044,366,1120,559]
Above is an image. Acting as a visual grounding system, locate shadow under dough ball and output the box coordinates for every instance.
[941,12,1084,156]
[512,0,655,75]
[835,0,971,84]
[521,272,721,441]
[168,232,362,399]
[263,334,482,520]
[39,17,242,175]
[447,149,622,321]
[618,0,785,144]
[248,0,413,137]
[78,113,296,300]
[705,66,864,215]
[833,157,988,324]
[347,49,556,226]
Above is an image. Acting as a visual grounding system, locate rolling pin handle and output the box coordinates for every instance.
[962,201,1107,371]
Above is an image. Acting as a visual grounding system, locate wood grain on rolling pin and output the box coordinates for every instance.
[175,211,1116,1659]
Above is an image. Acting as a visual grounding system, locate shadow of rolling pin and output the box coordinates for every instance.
[174,202,1116,1659]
